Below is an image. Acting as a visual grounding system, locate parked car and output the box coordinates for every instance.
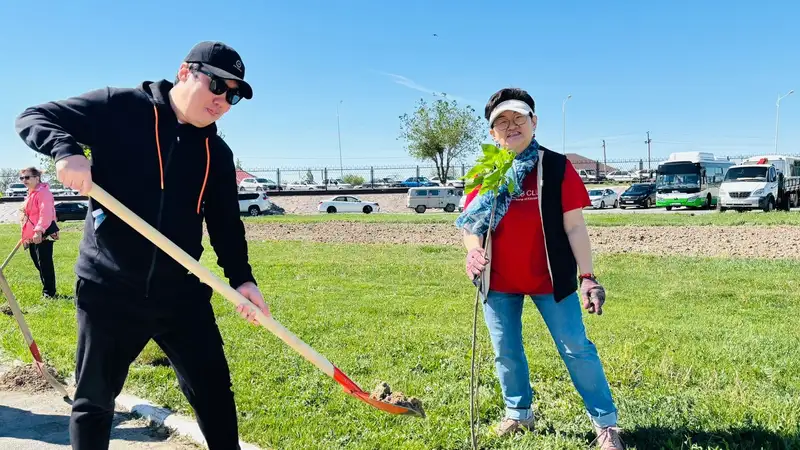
[606,171,634,183]
[239,177,280,191]
[51,187,79,196]
[400,177,438,188]
[4,183,27,197]
[619,183,656,208]
[285,181,324,190]
[587,188,618,209]
[322,179,354,190]
[407,186,461,213]
[238,191,273,216]
[356,177,401,189]
[578,169,598,184]
[318,195,380,214]
[55,201,89,221]
[431,176,465,188]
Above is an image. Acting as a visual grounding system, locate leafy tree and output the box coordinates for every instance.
[399,96,485,185]
[303,169,315,183]
[0,168,18,192]
[342,174,365,186]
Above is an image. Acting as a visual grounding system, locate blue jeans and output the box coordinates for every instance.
[483,290,618,427]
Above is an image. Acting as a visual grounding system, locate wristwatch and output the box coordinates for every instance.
[578,273,597,282]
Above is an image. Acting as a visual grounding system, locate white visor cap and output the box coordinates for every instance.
[488,99,534,126]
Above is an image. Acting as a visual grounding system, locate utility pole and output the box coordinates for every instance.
[602,140,607,176]
[337,100,343,178]
[645,131,652,172]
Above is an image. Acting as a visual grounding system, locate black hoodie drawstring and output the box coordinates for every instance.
[152,104,210,214]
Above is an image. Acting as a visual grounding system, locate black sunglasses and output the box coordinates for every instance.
[19,175,35,181]
[197,68,243,105]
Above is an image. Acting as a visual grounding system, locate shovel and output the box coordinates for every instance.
[0,239,72,402]
[86,183,423,418]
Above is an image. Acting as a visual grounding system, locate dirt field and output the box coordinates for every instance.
[244,221,800,259]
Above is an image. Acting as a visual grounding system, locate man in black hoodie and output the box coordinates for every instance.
[15,41,269,450]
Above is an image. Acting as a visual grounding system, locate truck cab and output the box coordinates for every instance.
[718,161,779,212]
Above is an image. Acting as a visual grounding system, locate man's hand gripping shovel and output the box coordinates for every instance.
[0,239,72,403]
[87,183,424,418]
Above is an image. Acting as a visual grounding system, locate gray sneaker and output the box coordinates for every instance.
[494,415,535,436]
[591,426,625,450]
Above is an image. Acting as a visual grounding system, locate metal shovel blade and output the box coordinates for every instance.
[333,367,425,418]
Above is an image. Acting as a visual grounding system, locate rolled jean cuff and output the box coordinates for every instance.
[505,407,533,421]
[589,410,618,429]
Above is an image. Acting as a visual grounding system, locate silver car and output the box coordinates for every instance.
[587,188,618,209]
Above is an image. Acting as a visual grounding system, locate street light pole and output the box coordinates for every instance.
[337,100,343,178]
[775,90,794,153]
[562,94,572,154]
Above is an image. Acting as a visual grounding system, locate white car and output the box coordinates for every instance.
[318,195,380,214]
[431,176,465,188]
[4,183,27,197]
[285,181,324,190]
[606,171,634,183]
[322,179,354,190]
[239,177,279,191]
[587,188,618,209]
[238,191,273,216]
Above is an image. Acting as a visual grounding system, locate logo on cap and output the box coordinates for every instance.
[234,60,243,72]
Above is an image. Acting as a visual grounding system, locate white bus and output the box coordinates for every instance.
[655,152,734,210]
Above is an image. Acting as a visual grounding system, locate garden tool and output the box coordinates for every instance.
[86,183,424,418]
[0,238,72,402]
[469,198,497,450]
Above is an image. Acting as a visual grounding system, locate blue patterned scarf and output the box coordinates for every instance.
[455,139,540,236]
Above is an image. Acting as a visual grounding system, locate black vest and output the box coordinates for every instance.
[538,146,579,302]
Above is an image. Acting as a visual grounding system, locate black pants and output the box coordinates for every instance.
[28,240,56,297]
[70,277,241,450]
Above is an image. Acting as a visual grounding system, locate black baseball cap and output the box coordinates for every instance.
[183,41,253,100]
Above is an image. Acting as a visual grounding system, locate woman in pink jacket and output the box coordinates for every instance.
[19,167,58,297]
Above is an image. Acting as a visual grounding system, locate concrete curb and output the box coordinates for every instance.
[113,393,262,450]
[1,352,262,450]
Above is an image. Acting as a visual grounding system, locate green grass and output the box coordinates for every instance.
[0,230,799,449]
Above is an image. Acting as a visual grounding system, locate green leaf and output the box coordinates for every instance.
[462,143,516,197]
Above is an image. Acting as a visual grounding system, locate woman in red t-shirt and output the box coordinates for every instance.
[455,88,623,449]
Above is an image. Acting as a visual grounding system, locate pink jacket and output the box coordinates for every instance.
[21,183,56,241]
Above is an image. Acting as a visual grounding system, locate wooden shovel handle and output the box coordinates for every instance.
[1,239,22,271]
[87,184,336,378]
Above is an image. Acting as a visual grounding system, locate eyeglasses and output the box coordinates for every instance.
[196,68,243,105]
[19,175,35,181]
[493,114,529,131]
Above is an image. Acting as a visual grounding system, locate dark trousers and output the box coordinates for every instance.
[70,277,241,450]
[28,240,56,297]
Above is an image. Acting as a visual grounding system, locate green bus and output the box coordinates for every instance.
[655,152,734,210]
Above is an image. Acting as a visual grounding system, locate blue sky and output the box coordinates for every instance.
[2,0,799,175]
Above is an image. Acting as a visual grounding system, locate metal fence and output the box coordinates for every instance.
[4,152,800,192]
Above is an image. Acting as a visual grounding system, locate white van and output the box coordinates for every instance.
[407,186,461,213]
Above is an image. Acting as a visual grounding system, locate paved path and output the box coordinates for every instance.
[0,390,198,449]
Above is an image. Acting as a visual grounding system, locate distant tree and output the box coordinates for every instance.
[342,174,365,186]
[0,168,18,192]
[235,158,244,170]
[303,169,315,183]
[399,96,485,186]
